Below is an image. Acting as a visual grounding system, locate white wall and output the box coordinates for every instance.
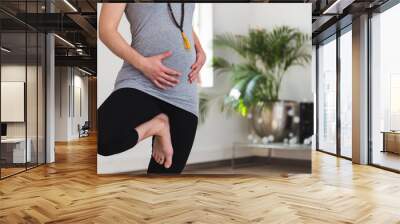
[1,65,40,138]
[55,67,69,141]
[210,3,312,161]
[1,64,47,163]
[55,67,89,141]
[72,73,89,138]
[213,3,313,102]
[97,3,312,174]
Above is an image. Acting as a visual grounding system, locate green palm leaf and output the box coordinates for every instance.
[243,74,263,106]
[200,26,311,123]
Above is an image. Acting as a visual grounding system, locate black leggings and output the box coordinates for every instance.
[98,88,198,174]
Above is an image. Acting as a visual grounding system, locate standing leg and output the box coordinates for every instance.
[147,102,198,174]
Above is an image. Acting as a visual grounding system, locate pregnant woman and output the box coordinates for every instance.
[98,3,206,174]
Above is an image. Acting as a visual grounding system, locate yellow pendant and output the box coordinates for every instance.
[181,32,191,49]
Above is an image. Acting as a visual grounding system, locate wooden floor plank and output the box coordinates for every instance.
[0,135,400,223]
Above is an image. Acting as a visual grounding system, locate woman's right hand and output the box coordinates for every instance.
[99,5,180,90]
[138,51,181,90]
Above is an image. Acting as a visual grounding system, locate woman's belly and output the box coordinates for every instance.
[129,30,197,93]
[115,30,198,115]
[132,30,196,78]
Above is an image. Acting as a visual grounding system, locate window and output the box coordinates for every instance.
[0,1,47,179]
[390,74,400,130]
[316,26,353,159]
[317,37,337,154]
[193,3,213,87]
[370,2,400,171]
[339,28,352,158]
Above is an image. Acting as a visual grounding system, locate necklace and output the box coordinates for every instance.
[167,3,191,50]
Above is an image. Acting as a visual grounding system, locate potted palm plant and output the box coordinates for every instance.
[200,26,311,141]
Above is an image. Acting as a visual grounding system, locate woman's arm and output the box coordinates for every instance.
[189,30,206,84]
[99,3,181,89]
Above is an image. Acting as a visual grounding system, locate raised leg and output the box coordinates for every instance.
[147,103,198,174]
[98,88,161,156]
[135,113,173,168]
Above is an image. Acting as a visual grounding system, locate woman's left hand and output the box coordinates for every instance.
[188,48,206,84]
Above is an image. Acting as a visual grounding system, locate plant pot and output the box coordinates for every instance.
[251,101,299,142]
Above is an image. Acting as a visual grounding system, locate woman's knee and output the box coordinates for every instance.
[98,129,139,156]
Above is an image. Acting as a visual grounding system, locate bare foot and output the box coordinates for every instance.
[152,114,173,169]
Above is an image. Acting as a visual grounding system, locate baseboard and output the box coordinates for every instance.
[127,156,311,174]
[185,156,311,170]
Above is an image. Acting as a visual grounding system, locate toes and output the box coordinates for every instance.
[164,151,173,169]
[152,152,156,161]
[159,155,165,165]
[154,152,165,165]
[153,153,160,164]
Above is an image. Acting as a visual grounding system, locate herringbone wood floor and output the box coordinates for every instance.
[1,135,400,224]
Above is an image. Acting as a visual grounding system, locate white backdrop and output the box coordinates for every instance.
[97,3,312,174]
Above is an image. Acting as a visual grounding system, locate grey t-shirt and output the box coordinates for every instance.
[114,3,198,116]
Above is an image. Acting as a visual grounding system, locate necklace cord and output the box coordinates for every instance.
[167,3,184,32]
[167,3,191,49]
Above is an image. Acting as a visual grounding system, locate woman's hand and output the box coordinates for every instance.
[138,51,182,90]
[188,48,206,84]
[99,5,180,90]
[189,31,206,84]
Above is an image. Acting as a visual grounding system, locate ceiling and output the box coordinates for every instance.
[309,0,390,43]
[0,0,97,75]
[1,0,396,75]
